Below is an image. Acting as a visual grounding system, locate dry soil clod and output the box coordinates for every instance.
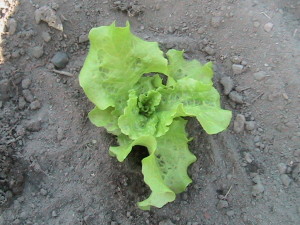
[35,6,63,31]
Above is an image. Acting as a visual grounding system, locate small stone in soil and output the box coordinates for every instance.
[217,200,229,209]
[253,71,267,81]
[0,79,11,101]
[253,21,260,28]
[203,45,216,55]
[51,52,69,69]
[232,64,244,74]
[30,100,41,110]
[20,211,27,219]
[252,183,264,196]
[245,121,256,131]
[18,97,27,109]
[40,188,47,196]
[22,89,34,102]
[294,149,300,157]
[226,210,235,216]
[234,114,246,133]
[26,120,42,132]
[12,219,21,225]
[280,174,291,187]
[264,22,274,32]
[231,55,242,64]
[42,31,51,42]
[8,18,17,35]
[220,76,234,95]
[30,46,44,58]
[229,91,243,104]
[159,219,175,225]
[277,163,287,174]
[52,210,58,217]
[211,16,222,28]
[78,33,89,43]
[21,78,31,89]
[244,152,254,163]
[57,127,64,141]
[291,164,300,182]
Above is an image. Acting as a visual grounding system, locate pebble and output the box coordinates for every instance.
[231,56,242,64]
[226,210,235,216]
[233,114,245,133]
[292,164,300,182]
[244,152,254,163]
[30,46,44,58]
[203,45,216,55]
[280,174,291,187]
[26,120,42,132]
[21,78,31,89]
[253,21,260,28]
[22,89,34,102]
[211,16,222,28]
[35,6,63,31]
[0,79,10,101]
[168,26,174,33]
[20,211,28,219]
[252,183,265,196]
[217,200,229,209]
[293,149,300,157]
[159,219,175,225]
[277,163,287,174]
[264,22,274,32]
[18,97,27,109]
[254,135,260,142]
[30,100,41,110]
[51,52,69,69]
[253,71,267,81]
[229,91,243,104]
[220,76,234,95]
[11,50,20,58]
[8,18,17,35]
[197,27,205,34]
[245,121,256,131]
[40,188,48,196]
[41,31,51,42]
[12,219,21,225]
[57,127,64,141]
[52,210,58,217]
[78,33,89,43]
[232,64,244,74]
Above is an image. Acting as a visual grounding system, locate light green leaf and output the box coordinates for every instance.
[158,78,232,134]
[79,22,168,110]
[138,118,196,210]
[166,49,213,85]
[88,106,121,135]
[118,90,161,139]
[109,134,157,162]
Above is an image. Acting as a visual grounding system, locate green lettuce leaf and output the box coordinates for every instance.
[118,90,161,139]
[138,118,196,210]
[158,78,232,134]
[79,22,168,110]
[109,134,157,162]
[166,49,213,85]
[88,106,121,135]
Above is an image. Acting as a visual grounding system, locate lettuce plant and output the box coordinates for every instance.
[79,22,232,210]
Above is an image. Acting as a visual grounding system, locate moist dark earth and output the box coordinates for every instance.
[0,0,300,225]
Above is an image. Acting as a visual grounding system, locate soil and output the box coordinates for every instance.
[0,0,300,224]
